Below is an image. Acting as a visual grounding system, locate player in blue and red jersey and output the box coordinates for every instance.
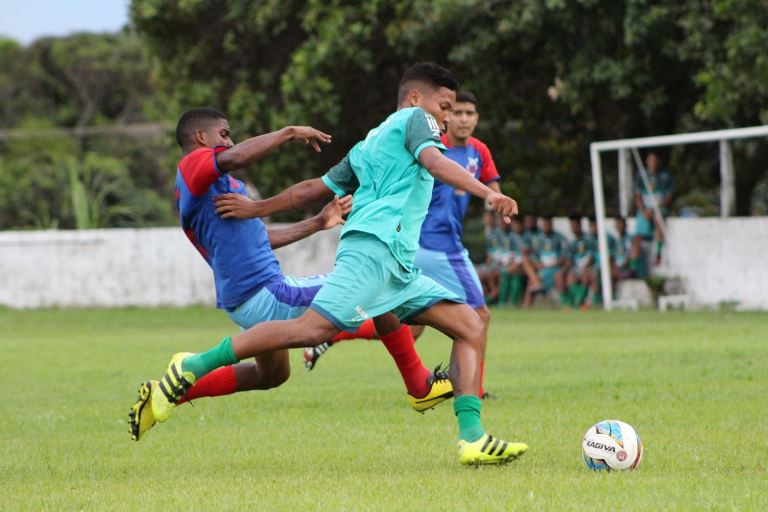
[416,91,501,397]
[128,108,450,441]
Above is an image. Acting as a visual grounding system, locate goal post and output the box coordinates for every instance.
[590,125,768,310]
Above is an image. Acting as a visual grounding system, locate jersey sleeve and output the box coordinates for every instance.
[178,146,229,196]
[473,139,500,184]
[322,152,360,196]
[405,108,446,159]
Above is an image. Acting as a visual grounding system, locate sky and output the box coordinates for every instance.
[0,0,129,45]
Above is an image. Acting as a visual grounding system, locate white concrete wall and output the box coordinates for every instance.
[0,219,766,310]
[662,218,768,310]
[0,226,339,309]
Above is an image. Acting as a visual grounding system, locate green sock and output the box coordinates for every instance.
[576,284,589,306]
[497,271,511,305]
[453,395,485,442]
[181,337,239,380]
[510,275,523,306]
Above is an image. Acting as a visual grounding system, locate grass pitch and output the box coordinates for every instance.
[1,307,766,511]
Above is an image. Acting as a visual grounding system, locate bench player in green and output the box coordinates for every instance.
[145,62,528,465]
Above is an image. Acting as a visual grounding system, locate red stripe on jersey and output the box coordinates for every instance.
[468,137,500,184]
[178,146,228,196]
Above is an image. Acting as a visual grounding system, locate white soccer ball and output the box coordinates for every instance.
[582,419,643,471]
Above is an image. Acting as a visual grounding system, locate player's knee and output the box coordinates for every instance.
[457,310,485,343]
[266,365,290,388]
[476,306,491,327]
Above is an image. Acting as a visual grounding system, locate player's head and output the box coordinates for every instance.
[523,213,539,232]
[447,91,479,143]
[587,215,597,234]
[568,213,583,234]
[511,216,524,234]
[615,216,627,234]
[175,107,233,152]
[398,62,458,132]
[541,215,554,233]
[646,151,660,173]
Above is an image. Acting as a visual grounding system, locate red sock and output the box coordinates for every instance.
[380,325,431,397]
[478,360,486,398]
[176,365,237,405]
[331,319,378,342]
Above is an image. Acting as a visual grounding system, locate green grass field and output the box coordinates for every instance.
[2,307,767,511]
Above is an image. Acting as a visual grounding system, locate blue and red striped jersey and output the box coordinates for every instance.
[418,135,501,253]
[176,146,282,309]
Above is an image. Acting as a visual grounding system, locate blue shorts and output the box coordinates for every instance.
[311,232,462,332]
[414,246,485,309]
[226,274,327,330]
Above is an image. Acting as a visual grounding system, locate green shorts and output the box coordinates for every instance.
[311,231,462,332]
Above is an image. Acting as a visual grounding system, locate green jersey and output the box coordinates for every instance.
[322,107,446,269]
[636,169,673,211]
[537,230,568,267]
[569,233,596,270]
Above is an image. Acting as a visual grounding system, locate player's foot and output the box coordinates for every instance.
[128,380,157,441]
[481,391,494,400]
[457,433,528,466]
[151,352,196,422]
[303,342,332,371]
[408,365,454,413]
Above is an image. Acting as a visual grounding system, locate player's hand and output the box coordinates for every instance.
[318,195,352,229]
[214,193,263,219]
[486,192,518,223]
[290,126,332,152]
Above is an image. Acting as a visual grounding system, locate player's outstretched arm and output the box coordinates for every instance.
[215,178,336,219]
[419,146,518,219]
[216,126,332,173]
[266,195,352,249]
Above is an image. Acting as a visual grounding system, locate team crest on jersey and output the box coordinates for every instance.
[228,176,241,190]
[467,157,479,175]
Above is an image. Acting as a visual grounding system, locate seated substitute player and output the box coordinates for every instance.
[613,216,640,279]
[564,214,595,309]
[299,91,507,396]
[128,108,451,441]
[522,215,568,308]
[147,62,528,465]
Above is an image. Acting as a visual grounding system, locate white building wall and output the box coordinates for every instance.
[0,219,766,310]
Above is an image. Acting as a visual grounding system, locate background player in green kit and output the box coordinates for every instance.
[144,62,527,466]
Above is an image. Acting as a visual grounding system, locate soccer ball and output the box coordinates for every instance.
[582,419,643,471]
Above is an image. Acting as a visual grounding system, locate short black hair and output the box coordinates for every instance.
[398,62,459,104]
[456,90,477,105]
[541,215,554,222]
[614,215,627,223]
[587,215,597,224]
[175,107,228,149]
[568,213,583,222]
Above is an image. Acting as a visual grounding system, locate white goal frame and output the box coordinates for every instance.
[590,125,768,310]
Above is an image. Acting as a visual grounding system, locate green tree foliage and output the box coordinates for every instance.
[130,0,768,216]
[0,32,176,229]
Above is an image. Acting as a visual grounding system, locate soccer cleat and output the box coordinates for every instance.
[303,342,332,371]
[457,433,528,466]
[151,352,196,423]
[408,365,454,413]
[128,380,157,441]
